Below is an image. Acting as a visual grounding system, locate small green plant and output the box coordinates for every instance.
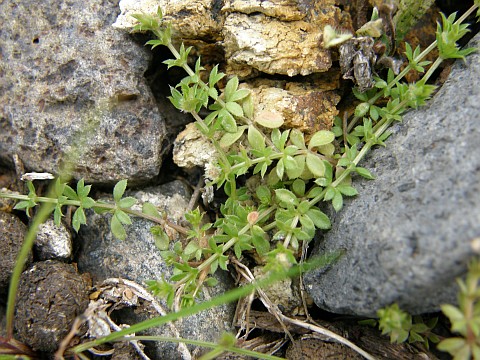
[437,259,480,359]
[375,303,440,348]
[372,258,480,359]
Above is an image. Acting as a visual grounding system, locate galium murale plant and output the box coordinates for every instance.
[0,4,479,359]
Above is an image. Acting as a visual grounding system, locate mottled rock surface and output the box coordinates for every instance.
[304,33,480,316]
[34,219,72,261]
[77,180,235,359]
[0,0,167,184]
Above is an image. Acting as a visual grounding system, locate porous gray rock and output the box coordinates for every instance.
[304,33,480,317]
[77,180,235,359]
[34,219,73,261]
[0,0,167,184]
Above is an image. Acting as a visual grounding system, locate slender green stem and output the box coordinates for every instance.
[0,191,189,235]
[421,57,444,85]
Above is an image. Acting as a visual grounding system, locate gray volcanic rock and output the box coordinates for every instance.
[0,0,166,184]
[304,33,480,316]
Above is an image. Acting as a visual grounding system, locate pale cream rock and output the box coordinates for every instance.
[222,0,346,78]
[222,0,306,21]
[244,80,340,135]
[173,122,217,169]
[223,13,332,77]
[113,0,223,40]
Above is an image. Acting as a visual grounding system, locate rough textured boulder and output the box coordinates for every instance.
[0,0,167,184]
[222,0,347,77]
[304,33,480,317]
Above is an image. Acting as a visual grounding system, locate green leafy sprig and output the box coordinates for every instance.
[376,303,440,349]
[438,259,480,359]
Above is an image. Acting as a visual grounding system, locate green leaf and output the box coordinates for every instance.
[224,76,239,101]
[118,196,137,208]
[54,206,63,225]
[76,179,91,198]
[256,185,272,204]
[251,225,270,256]
[275,189,298,206]
[146,39,166,49]
[142,202,162,218]
[247,125,265,151]
[276,159,285,179]
[299,214,315,234]
[229,89,250,102]
[242,94,254,119]
[355,166,375,179]
[111,215,127,240]
[289,129,306,149]
[208,65,225,87]
[63,184,78,200]
[219,125,247,148]
[151,225,170,251]
[337,185,358,197]
[255,110,284,129]
[297,200,310,214]
[54,179,66,197]
[317,143,335,156]
[113,179,128,202]
[410,323,429,333]
[441,304,465,325]
[354,102,370,118]
[352,87,369,101]
[306,208,331,229]
[332,191,343,211]
[72,207,86,232]
[184,240,200,255]
[14,200,35,211]
[292,179,305,197]
[219,109,237,133]
[308,130,335,149]
[306,153,326,177]
[81,197,96,209]
[285,155,305,180]
[205,277,219,287]
[324,187,335,201]
[437,337,467,353]
[225,101,244,117]
[208,87,218,100]
[115,210,132,225]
